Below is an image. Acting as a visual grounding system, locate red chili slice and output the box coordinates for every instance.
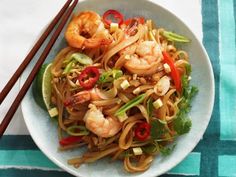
[123,17,145,26]
[103,9,124,26]
[162,52,181,92]
[59,136,82,146]
[135,122,151,141]
[78,66,100,90]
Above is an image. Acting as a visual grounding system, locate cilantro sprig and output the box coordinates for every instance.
[159,144,176,156]
[179,75,198,113]
[173,75,198,135]
[150,119,167,140]
[142,141,176,156]
[144,69,198,157]
[173,111,192,135]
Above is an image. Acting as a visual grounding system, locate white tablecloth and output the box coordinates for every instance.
[0,0,202,135]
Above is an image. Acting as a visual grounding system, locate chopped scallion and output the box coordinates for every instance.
[66,125,89,136]
[162,31,190,43]
[115,93,146,116]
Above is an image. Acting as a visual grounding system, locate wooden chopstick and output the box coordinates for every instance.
[0,0,78,137]
[0,0,73,104]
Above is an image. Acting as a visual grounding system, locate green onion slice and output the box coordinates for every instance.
[66,125,89,136]
[63,53,93,65]
[63,61,74,74]
[115,93,146,116]
[162,31,190,43]
[99,69,123,83]
[147,98,154,118]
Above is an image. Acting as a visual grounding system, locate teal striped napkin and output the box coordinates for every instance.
[1,0,235,176]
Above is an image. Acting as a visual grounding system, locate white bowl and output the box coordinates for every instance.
[21,0,215,176]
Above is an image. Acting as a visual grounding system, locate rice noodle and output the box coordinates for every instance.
[47,10,195,174]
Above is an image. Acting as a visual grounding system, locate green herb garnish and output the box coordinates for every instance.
[150,119,167,140]
[179,75,198,113]
[159,144,176,156]
[172,75,198,135]
[185,63,192,76]
[142,142,159,155]
[173,111,192,135]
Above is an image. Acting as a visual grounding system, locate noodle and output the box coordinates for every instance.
[124,155,153,172]
[40,10,197,173]
[119,121,137,149]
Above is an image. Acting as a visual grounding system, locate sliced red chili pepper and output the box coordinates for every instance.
[123,17,145,26]
[135,122,151,141]
[78,66,100,90]
[59,136,82,146]
[103,9,124,26]
[162,52,181,92]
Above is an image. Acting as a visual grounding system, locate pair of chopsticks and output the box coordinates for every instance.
[0,0,78,137]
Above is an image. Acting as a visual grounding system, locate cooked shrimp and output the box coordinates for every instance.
[84,104,122,138]
[73,88,101,104]
[65,11,112,49]
[65,88,101,107]
[124,41,162,75]
[119,43,137,56]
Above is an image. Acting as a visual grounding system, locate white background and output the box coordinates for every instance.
[0,0,202,134]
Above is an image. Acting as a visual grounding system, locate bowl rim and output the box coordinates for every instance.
[21,0,215,176]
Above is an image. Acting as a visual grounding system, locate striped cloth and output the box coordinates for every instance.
[1,0,236,176]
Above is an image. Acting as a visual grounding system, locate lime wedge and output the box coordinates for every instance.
[32,63,52,110]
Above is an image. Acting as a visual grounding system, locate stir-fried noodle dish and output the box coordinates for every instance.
[35,10,198,173]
